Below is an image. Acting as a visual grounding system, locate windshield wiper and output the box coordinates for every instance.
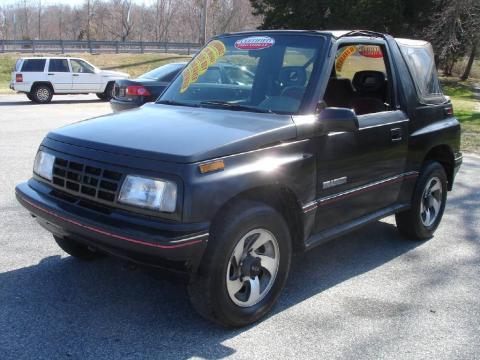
[157,100,199,108]
[199,101,273,114]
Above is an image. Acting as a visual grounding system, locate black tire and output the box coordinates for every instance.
[31,84,53,104]
[96,92,107,100]
[26,93,33,101]
[53,235,104,260]
[188,200,292,327]
[395,161,448,240]
[101,82,115,101]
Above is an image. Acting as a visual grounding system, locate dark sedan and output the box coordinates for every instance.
[110,62,186,112]
[110,61,255,112]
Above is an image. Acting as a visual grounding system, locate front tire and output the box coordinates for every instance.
[53,235,104,260]
[31,84,53,104]
[26,93,33,101]
[188,200,292,327]
[395,161,448,240]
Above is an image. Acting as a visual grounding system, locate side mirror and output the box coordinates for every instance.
[318,107,359,133]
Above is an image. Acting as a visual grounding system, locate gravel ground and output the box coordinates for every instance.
[0,94,479,360]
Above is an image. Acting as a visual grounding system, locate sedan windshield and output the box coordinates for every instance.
[159,34,326,114]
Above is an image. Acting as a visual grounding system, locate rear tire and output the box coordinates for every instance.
[53,235,104,260]
[26,93,33,101]
[31,84,53,104]
[395,161,447,240]
[96,92,107,100]
[188,200,292,327]
[101,82,115,101]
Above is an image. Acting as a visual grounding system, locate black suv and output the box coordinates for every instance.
[16,30,462,327]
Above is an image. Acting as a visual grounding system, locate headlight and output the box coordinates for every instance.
[33,151,55,181]
[118,175,177,213]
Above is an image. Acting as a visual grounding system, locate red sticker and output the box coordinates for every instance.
[358,45,383,58]
[235,36,275,50]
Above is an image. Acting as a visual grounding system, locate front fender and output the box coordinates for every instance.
[182,139,316,223]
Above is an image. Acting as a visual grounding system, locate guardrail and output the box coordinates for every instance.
[0,40,201,54]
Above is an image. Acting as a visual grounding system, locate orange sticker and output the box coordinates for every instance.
[179,40,226,93]
[197,52,210,75]
[180,66,192,93]
[209,40,226,57]
[203,46,218,64]
[335,46,357,72]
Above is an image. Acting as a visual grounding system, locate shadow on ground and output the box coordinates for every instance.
[0,220,423,359]
[0,99,105,106]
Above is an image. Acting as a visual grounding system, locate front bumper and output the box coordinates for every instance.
[16,179,209,272]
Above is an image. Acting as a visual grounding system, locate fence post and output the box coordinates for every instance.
[187,44,190,55]
[61,40,64,54]
[164,43,168,53]
[140,41,144,54]
[1,40,4,53]
[115,41,119,54]
[31,40,35,53]
[88,40,92,54]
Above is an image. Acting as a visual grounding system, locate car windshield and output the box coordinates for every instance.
[140,63,185,81]
[159,34,326,114]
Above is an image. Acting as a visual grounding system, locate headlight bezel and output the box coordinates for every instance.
[33,151,55,181]
[118,174,178,213]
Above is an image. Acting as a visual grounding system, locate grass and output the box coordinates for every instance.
[441,78,480,153]
[0,52,192,93]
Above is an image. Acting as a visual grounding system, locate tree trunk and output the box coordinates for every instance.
[460,42,478,80]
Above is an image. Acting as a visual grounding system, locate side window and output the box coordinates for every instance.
[49,59,70,72]
[324,44,391,116]
[21,59,46,72]
[198,68,222,84]
[160,69,180,82]
[397,41,445,103]
[70,59,95,74]
[223,66,254,86]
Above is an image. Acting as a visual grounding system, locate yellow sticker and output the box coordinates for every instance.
[179,40,226,93]
[197,52,210,75]
[335,46,357,72]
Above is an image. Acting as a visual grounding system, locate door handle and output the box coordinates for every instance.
[47,73,54,75]
[73,74,79,77]
[390,128,402,142]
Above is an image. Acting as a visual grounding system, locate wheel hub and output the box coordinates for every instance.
[240,255,262,279]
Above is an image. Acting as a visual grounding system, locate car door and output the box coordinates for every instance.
[47,59,72,92]
[70,59,101,92]
[312,41,409,233]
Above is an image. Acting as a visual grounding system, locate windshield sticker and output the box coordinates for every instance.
[234,36,275,50]
[180,40,226,93]
[358,45,383,58]
[335,45,357,72]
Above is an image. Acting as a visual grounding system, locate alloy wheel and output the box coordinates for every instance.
[226,228,280,307]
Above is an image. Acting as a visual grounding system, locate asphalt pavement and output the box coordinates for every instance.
[0,94,479,359]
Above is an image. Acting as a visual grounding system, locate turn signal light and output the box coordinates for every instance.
[16,74,23,82]
[126,85,151,96]
[199,160,225,174]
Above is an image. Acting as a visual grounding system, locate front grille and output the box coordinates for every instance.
[52,157,123,204]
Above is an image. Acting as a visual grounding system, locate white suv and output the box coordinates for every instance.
[10,57,129,103]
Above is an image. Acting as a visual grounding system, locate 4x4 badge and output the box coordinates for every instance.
[323,176,347,189]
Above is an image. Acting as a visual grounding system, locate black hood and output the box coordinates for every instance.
[46,103,296,164]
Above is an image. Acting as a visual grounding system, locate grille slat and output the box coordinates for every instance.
[51,157,122,205]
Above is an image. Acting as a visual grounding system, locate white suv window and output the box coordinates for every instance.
[21,59,47,72]
[49,59,70,72]
[70,59,95,74]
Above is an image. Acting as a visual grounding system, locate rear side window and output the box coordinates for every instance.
[396,39,445,104]
[49,59,70,72]
[21,59,46,72]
